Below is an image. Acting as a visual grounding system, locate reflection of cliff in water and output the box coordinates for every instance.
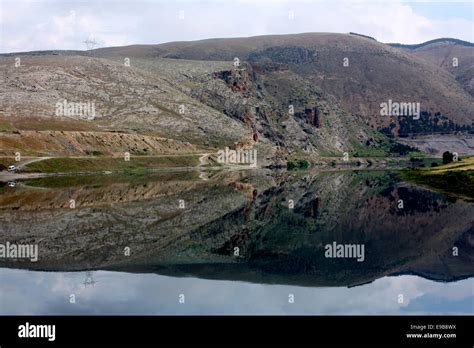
[0,170,473,287]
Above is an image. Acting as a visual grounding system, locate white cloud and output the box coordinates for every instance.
[0,0,472,53]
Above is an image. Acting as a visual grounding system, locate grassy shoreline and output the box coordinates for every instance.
[20,155,201,173]
[401,157,474,201]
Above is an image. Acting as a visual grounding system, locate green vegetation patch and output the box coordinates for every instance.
[0,120,14,132]
[287,159,309,170]
[22,155,201,173]
[352,137,421,158]
[401,167,474,201]
[85,150,105,156]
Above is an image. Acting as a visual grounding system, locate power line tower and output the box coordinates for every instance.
[83,37,98,51]
[83,271,97,288]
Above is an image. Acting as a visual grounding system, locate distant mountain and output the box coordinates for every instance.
[1,33,473,163]
[388,38,473,49]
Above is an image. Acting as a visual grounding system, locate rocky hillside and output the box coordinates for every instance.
[0,55,246,150]
[0,130,200,156]
[94,33,474,131]
[390,38,474,96]
[1,33,473,163]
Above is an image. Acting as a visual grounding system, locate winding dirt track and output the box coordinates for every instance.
[0,157,52,181]
[16,157,52,169]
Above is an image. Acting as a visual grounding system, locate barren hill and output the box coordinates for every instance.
[94,33,474,129]
[391,38,474,96]
[0,55,246,148]
[1,33,473,164]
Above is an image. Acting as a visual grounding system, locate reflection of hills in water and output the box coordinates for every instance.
[0,171,204,210]
[0,170,473,287]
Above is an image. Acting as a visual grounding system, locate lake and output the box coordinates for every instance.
[1,169,473,314]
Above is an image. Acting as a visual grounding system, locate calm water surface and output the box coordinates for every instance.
[1,169,473,314]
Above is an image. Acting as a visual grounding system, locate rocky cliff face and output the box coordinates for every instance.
[134,57,375,160]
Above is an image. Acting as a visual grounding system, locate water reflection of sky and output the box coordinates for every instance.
[1,268,472,315]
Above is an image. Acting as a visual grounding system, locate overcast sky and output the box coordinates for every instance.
[0,0,472,53]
